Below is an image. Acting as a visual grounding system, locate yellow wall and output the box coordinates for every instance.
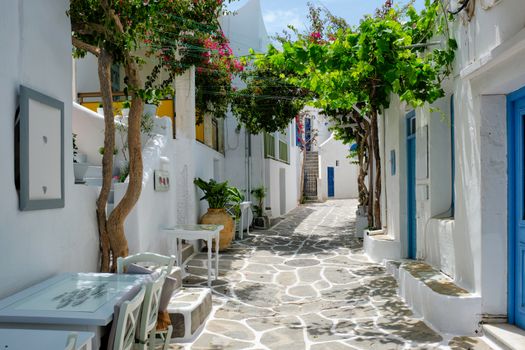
[81,99,174,123]
[195,121,205,143]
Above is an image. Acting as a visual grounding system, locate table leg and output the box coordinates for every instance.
[207,238,212,287]
[246,208,250,236]
[239,212,243,240]
[215,232,219,281]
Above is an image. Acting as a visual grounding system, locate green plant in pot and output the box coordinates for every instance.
[251,186,269,229]
[194,178,240,251]
[121,99,131,117]
[72,133,88,183]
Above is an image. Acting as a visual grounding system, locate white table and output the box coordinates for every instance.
[0,273,150,349]
[163,224,223,287]
[238,201,252,240]
[0,328,94,350]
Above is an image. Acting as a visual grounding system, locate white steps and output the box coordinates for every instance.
[483,324,525,350]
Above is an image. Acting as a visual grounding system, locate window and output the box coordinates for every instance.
[279,140,289,163]
[212,118,219,151]
[264,132,275,158]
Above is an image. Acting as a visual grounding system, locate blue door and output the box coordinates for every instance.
[509,89,525,329]
[327,167,335,197]
[305,118,312,151]
[406,111,417,259]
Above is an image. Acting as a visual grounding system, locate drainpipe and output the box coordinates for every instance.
[383,109,388,231]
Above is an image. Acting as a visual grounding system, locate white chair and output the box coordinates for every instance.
[117,252,175,275]
[112,286,146,350]
[64,333,77,350]
[117,253,176,350]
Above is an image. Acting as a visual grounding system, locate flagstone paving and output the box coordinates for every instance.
[169,199,495,350]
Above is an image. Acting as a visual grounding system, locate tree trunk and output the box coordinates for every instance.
[367,125,374,228]
[96,49,114,272]
[356,129,369,208]
[106,59,145,270]
[370,109,382,229]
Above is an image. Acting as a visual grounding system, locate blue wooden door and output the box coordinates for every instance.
[305,118,312,151]
[509,91,525,329]
[407,112,417,259]
[327,167,335,197]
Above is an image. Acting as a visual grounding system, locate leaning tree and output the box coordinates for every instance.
[69,0,233,271]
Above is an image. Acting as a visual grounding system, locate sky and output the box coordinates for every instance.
[227,0,424,38]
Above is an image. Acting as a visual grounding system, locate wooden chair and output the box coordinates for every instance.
[112,286,146,350]
[117,253,176,350]
[64,333,77,350]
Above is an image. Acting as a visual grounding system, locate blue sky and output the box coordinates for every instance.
[228,0,424,37]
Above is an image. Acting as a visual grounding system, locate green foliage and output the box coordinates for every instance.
[194,178,241,209]
[251,0,456,128]
[231,61,308,133]
[69,0,234,95]
[122,99,131,109]
[98,146,118,156]
[250,186,266,217]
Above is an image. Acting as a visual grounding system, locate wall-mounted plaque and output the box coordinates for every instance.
[154,170,170,192]
[19,86,64,210]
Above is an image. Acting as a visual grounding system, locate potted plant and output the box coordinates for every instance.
[73,133,88,183]
[121,99,131,117]
[251,186,269,229]
[194,178,240,251]
[97,103,104,115]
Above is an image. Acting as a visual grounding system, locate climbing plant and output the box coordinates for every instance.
[69,0,233,271]
[249,0,456,228]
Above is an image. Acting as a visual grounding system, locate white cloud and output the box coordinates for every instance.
[263,8,306,36]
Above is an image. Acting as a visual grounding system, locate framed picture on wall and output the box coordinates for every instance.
[18,86,64,211]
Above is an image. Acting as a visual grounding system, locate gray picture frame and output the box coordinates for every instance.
[19,86,65,211]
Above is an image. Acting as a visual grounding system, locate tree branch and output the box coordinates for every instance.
[72,37,100,57]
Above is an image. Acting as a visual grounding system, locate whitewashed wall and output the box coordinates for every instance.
[0,0,99,299]
[379,1,525,317]
[318,136,359,200]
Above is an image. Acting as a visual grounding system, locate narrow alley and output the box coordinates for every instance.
[179,200,491,349]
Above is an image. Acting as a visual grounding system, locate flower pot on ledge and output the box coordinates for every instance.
[200,208,234,251]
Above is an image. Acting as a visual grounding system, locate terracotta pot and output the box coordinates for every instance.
[200,208,234,251]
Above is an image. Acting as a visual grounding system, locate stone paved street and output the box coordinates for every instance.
[172,200,493,350]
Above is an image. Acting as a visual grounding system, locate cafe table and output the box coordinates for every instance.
[163,224,223,287]
[0,328,94,350]
[0,272,150,349]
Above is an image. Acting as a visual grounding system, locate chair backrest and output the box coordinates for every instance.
[137,271,167,344]
[112,286,145,350]
[64,333,77,350]
[117,252,176,275]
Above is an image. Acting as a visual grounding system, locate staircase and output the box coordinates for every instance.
[304,151,319,201]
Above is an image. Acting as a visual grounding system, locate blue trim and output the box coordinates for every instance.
[507,85,525,326]
[406,110,417,259]
[507,92,516,325]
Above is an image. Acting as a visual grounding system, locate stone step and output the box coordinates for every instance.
[167,287,212,342]
[484,324,525,350]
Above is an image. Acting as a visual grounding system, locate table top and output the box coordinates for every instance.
[163,224,224,240]
[0,328,94,350]
[0,273,150,326]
